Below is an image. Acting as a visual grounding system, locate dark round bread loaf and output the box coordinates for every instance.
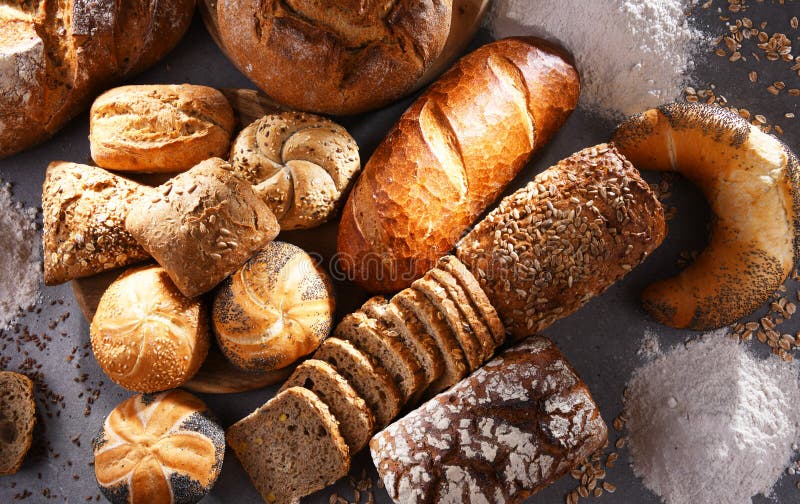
[92,389,224,504]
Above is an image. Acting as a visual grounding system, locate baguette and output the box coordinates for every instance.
[456,144,666,339]
[370,336,608,504]
[337,37,579,292]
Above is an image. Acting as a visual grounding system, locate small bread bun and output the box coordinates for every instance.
[213,241,335,372]
[614,103,800,329]
[93,389,224,504]
[90,84,235,173]
[229,112,361,230]
[90,265,210,393]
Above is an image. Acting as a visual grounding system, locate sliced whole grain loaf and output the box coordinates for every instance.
[412,276,485,371]
[0,372,35,475]
[227,387,349,504]
[360,296,441,393]
[427,267,497,361]
[280,359,374,453]
[391,289,468,395]
[437,255,505,346]
[314,337,401,429]
[334,311,424,403]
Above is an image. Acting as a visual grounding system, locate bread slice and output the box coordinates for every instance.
[392,289,468,394]
[437,255,505,346]
[412,276,484,371]
[427,267,496,361]
[226,387,350,504]
[334,311,424,403]
[280,359,374,452]
[314,337,401,429]
[0,372,35,475]
[360,296,442,391]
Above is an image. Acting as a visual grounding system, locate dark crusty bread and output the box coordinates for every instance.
[280,359,374,453]
[42,162,151,285]
[337,37,580,292]
[333,312,425,403]
[456,144,666,339]
[90,84,235,173]
[125,158,280,298]
[215,0,451,115]
[370,337,608,504]
[361,296,442,394]
[0,1,195,159]
[436,255,505,346]
[391,289,468,394]
[314,337,401,429]
[412,276,485,372]
[0,372,35,475]
[227,387,350,504]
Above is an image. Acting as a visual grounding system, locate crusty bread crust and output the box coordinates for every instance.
[216,0,451,115]
[337,37,580,292]
[90,84,235,172]
[0,371,35,475]
[456,144,666,339]
[0,1,195,159]
[614,103,800,329]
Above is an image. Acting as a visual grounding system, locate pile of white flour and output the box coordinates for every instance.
[0,182,40,329]
[625,331,800,504]
[487,0,701,119]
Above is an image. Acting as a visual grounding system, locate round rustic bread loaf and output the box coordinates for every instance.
[90,265,210,393]
[93,389,224,504]
[215,0,452,114]
[90,85,235,173]
[0,1,195,159]
[229,112,361,229]
[213,241,335,372]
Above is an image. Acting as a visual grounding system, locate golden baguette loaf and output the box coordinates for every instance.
[90,85,235,173]
[456,144,666,339]
[613,103,800,329]
[0,1,195,159]
[337,37,580,293]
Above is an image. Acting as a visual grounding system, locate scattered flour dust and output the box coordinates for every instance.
[487,0,703,119]
[625,331,800,504]
[0,182,40,328]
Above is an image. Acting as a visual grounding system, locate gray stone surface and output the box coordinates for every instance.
[1,3,799,503]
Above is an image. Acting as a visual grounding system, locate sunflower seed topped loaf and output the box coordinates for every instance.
[42,162,152,285]
[92,389,224,504]
[456,144,666,339]
[229,112,361,230]
[370,336,608,504]
[0,0,195,159]
[90,84,235,173]
[125,158,280,298]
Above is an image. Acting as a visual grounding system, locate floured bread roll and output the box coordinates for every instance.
[229,112,360,230]
[90,265,210,392]
[213,241,335,372]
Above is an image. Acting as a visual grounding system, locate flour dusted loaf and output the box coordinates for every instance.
[456,144,666,339]
[215,0,451,115]
[93,389,224,504]
[370,337,608,504]
[338,37,580,292]
[42,162,151,285]
[0,0,195,158]
[213,241,335,372]
[227,387,350,504]
[90,85,235,172]
[0,372,35,475]
[229,112,361,229]
[90,265,210,393]
[614,103,800,329]
[125,158,280,298]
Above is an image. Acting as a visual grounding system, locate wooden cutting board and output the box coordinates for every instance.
[199,0,491,95]
[69,87,294,394]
